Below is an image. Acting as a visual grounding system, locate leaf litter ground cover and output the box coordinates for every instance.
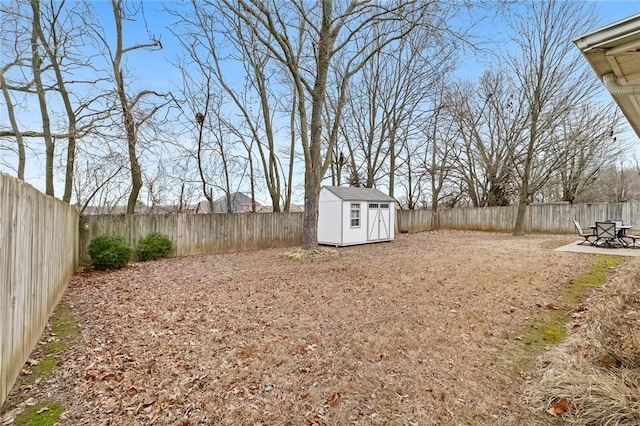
[2,230,619,425]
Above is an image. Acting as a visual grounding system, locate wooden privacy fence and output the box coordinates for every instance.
[1,173,79,406]
[397,202,640,234]
[79,212,304,262]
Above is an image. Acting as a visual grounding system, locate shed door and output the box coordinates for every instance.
[368,203,390,240]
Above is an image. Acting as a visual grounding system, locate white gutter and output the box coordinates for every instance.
[602,73,640,95]
[574,14,640,52]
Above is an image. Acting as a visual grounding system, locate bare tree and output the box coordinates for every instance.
[337,17,459,195]
[505,0,601,235]
[169,3,296,212]
[422,96,462,211]
[218,0,440,249]
[29,0,55,195]
[1,0,114,202]
[555,105,624,203]
[73,149,128,214]
[0,2,28,179]
[100,0,173,214]
[452,73,523,207]
[31,0,103,202]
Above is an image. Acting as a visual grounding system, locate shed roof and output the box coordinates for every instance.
[574,14,640,138]
[322,186,395,202]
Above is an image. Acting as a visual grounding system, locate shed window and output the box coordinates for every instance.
[350,203,361,227]
[368,203,379,208]
[380,203,389,208]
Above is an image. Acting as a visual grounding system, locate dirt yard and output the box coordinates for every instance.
[2,230,617,425]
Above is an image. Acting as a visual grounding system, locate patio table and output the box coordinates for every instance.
[590,224,631,235]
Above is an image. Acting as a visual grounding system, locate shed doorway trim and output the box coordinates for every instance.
[368,203,390,240]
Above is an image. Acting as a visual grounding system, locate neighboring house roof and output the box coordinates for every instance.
[212,192,261,213]
[322,186,395,202]
[574,14,640,138]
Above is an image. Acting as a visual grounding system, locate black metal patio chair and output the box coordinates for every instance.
[595,221,618,247]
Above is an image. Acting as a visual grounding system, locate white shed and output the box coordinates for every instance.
[318,186,395,246]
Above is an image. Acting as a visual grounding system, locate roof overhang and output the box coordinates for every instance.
[574,14,640,138]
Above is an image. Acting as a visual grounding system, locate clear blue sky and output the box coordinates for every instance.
[95,0,640,99]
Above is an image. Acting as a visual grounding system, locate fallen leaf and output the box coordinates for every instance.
[300,391,310,399]
[36,407,50,414]
[241,344,256,357]
[1,413,15,426]
[299,345,308,356]
[326,392,341,405]
[306,411,324,425]
[545,303,559,310]
[547,397,573,416]
[177,313,186,322]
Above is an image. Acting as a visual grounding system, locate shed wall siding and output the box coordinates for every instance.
[342,201,368,244]
[318,191,342,244]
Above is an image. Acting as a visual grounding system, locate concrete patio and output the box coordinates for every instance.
[555,241,640,257]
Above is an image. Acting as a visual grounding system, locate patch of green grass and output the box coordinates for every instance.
[23,303,80,388]
[50,303,80,339]
[562,255,625,306]
[28,358,56,383]
[14,402,63,426]
[45,340,64,356]
[42,303,80,357]
[507,254,626,376]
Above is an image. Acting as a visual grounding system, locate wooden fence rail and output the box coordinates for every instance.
[1,173,79,406]
[78,212,304,262]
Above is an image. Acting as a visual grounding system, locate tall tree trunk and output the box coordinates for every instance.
[124,108,142,214]
[31,0,78,202]
[220,147,232,213]
[196,119,214,212]
[0,70,26,180]
[302,169,321,249]
[301,1,334,250]
[284,90,297,212]
[389,131,396,198]
[513,195,528,236]
[249,150,256,212]
[111,0,143,214]
[30,1,54,196]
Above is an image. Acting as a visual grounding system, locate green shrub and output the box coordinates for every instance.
[88,235,132,270]
[136,232,173,261]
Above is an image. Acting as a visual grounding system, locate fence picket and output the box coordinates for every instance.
[78,212,304,261]
[397,203,634,234]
